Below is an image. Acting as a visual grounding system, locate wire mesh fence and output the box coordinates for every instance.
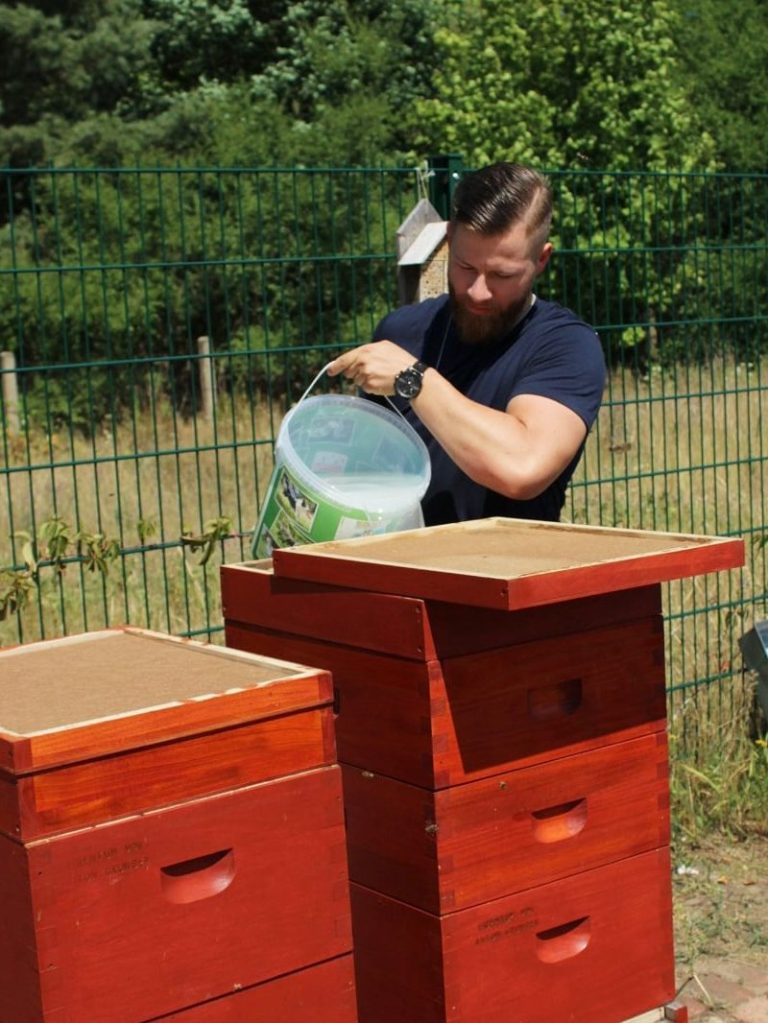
[1,162,766,744]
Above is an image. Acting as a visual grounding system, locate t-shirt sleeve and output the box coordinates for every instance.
[510,320,606,430]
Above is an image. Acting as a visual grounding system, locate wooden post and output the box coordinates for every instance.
[1,350,20,434]
[196,336,216,422]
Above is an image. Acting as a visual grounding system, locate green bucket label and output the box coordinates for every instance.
[252,462,420,559]
[251,394,430,559]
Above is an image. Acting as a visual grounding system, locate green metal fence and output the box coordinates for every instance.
[1,163,766,741]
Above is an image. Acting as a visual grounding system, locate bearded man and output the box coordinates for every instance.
[327,161,606,525]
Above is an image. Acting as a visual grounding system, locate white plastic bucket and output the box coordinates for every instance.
[252,394,431,558]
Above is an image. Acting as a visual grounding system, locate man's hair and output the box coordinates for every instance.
[450,162,552,242]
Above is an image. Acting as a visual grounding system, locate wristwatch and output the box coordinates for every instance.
[394,360,428,400]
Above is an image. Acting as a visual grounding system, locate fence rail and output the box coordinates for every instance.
[1,163,767,742]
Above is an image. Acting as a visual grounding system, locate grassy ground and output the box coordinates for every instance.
[2,357,766,647]
[673,831,768,995]
[670,673,768,982]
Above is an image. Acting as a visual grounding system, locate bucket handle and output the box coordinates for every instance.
[297,360,407,419]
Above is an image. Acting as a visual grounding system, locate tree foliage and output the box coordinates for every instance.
[398,0,766,368]
[670,0,768,171]
[0,0,159,165]
[0,0,452,168]
[408,0,715,172]
[1,0,763,172]
[0,0,765,427]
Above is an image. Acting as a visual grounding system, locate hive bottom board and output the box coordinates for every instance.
[150,954,357,1021]
[350,847,676,1023]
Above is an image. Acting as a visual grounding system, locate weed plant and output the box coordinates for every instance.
[670,667,768,842]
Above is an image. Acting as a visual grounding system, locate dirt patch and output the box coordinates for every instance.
[673,833,768,968]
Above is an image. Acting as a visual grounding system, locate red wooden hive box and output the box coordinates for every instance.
[0,627,355,1023]
[222,517,744,1023]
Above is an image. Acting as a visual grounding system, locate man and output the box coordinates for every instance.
[327,161,606,525]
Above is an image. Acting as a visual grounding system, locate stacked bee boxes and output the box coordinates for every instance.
[222,518,743,1023]
[0,628,355,1023]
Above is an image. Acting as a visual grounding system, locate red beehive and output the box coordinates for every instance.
[222,517,743,1023]
[0,627,355,1023]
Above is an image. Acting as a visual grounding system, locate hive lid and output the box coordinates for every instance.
[271,516,744,611]
[0,627,330,774]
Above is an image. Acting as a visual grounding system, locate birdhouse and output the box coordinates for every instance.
[396,198,448,306]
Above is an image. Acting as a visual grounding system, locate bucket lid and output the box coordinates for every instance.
[276,395,431,512]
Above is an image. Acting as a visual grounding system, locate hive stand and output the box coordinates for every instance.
[222,517,742,1023]
[0,628,355,1023]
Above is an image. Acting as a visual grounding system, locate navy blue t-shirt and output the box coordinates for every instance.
[373,294,606,525]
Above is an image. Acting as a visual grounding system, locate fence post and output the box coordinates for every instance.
[1,350,20,434]
[427,153,464,219]
[196,336,216,422]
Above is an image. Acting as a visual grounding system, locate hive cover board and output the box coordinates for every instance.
[0,627,330,774]
[271,516,744,611]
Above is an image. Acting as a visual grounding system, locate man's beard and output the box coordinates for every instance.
[449,284,532,346]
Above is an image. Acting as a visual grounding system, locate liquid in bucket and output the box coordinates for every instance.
[252,395,430,558]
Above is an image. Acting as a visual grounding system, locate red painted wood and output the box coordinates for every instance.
[6,707,335,842]
[0,833,42,1023]
[1,767,352,1023]
[271,517,744,610]
[0,770,18,842]
[434,615,666,783]
[350,848,676,1023]
[152,954,357,1022]
[217,527,692,1023]
[225,615,667,789]
[225,623,438,785]
[342,731,670,913]
[422,584,661,658]
[221,561,431,659]
[221,561,662,660]
[0,628,331,774]
[664,1002,690,1022]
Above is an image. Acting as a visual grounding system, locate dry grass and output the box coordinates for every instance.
[569,357,767,712]
[571,357,766,544]
[670,667,768,838]
[0,390,287,643]
[1,357,767,840]
[1,357,766,701]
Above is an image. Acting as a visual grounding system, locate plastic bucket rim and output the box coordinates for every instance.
[276,393,431,512]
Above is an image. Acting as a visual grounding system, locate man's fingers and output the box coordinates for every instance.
[327,342,407,393]
[327,353,354,377]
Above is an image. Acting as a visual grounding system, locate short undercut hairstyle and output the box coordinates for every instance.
[451,162,553,242]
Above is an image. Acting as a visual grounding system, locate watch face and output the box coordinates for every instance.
[395,363,424,400]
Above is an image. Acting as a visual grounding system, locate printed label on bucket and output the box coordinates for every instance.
[251,462,423,559]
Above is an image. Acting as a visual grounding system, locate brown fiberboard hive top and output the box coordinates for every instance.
[280,519,695,572]
[271,517,744,610]
[0,630,304,736]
